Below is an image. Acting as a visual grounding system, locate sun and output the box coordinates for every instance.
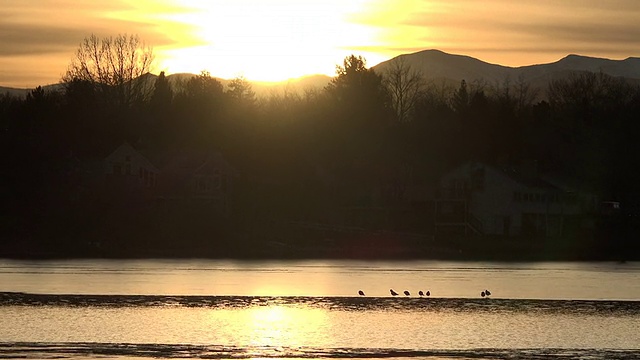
[157,0,383,81]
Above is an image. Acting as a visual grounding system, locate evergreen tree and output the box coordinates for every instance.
[451,79,470,114]
[151,71,173,109]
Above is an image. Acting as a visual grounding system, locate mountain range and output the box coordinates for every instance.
[372,49,640,91]
[2,49,639,97]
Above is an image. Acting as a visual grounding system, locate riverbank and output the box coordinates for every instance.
[2,231,637,262]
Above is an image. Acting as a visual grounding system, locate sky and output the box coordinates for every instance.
[1,0,639,88]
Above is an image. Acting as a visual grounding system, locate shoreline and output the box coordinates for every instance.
[2,243,635,262]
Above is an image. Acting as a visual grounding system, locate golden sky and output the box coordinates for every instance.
[1,0,639,88]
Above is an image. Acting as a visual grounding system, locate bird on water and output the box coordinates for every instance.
[358,290,365,296]
[404,290,410,296]
[485,289,491,296]
[426,290,430,297]
[390,289,399,296]
[481,291,486,298]
[418,290,424,296]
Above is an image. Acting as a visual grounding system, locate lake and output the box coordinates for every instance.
[1,259,639,359]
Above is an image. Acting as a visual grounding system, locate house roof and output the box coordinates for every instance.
[499,167,559,190]
[105,142,159,172]
[155,150,235,197]
[444,161,563,192]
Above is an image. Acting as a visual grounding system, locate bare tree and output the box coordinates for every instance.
[383,58,427,122]
[492,75,538,116]
[514,74,539,115]
[62,34,154,108]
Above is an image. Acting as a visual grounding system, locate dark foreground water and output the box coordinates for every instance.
[1,260,639,359]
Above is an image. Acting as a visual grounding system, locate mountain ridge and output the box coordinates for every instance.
[3,50,639,97]
[373,49,640,83]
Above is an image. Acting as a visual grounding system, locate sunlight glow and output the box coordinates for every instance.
[156,0,382,81]
[246,306,330,347]
[4,0,640,88]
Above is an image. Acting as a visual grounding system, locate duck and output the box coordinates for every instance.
[403,290,410,296]
[481,291,486,298]
[485,289,491,296]
[358,290,365,296]
[390,289,399,296]
[426,290,430,297]
[418,290,424,296]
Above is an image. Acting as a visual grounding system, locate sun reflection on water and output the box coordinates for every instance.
[218,304,332,348]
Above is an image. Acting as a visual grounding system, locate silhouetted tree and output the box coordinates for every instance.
[62,34,154,108]
[451,80,470,114]
[227,75,256,105]
[325,55,389,128]
[151,71,173,109]
[383,57,427,123]
[546,71,640,198]
[172,71,225,149]
[326,55,383,99]
[514,74,539,116]
[548,71,635,126]
[322,55,392,204]
[181,70,224,101]
[145,71,174,148]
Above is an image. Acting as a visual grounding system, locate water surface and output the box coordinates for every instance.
[1,260,638,359]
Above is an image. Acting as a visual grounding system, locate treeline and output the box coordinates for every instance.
[2,47,640,256]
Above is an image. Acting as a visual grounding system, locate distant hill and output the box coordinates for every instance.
[4,50,639,98]
[163,73,332,97]
[253,74,332,96]
[0,83,63,98]
[372,49,640,93]
[0,85,49,98]
[0,73,332,99]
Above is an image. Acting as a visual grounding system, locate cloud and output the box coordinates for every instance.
[0,22,89,56]
[510,22,640,45]
[2,0,639,87]
[370,0,640,65]
[0,0,199,87]
[0,3,187,57]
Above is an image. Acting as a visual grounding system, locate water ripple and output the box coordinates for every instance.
[0,342,638,359]
[1,292,639,316]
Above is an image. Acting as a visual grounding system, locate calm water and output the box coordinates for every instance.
[1,259,639,359]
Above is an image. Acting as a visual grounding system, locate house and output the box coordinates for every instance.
[104,142,159,190]
[156,150,235,215]
[434,161,597,238]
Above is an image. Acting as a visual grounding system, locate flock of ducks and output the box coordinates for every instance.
[357,289,492,298]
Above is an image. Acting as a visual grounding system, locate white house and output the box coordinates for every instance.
[104,142,159,188]
[156,150,236,215]
[435,162,596,238]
